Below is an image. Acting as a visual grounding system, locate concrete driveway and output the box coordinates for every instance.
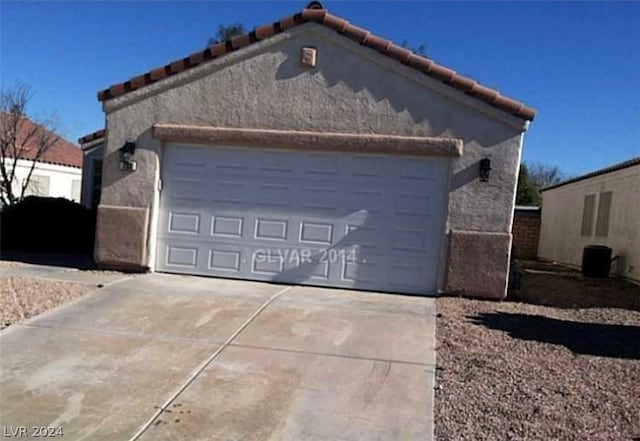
[0,273,436,440]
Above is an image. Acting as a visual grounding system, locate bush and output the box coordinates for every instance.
[0,196,96,252]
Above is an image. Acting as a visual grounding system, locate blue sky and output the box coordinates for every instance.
[1,1,638,176]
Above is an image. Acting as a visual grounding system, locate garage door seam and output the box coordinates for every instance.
[127,285,292,441]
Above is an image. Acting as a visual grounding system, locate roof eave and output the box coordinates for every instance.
[542,156,640,192]
[96,8,536,122]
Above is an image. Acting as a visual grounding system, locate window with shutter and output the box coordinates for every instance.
[71,179,81,202]
[595,191,613,237]
[580,194,596,236]
[25,175,50,197]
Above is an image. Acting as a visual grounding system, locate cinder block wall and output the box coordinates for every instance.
[512,207,541,259]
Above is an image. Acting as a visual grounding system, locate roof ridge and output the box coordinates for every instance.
[0,112,82,168]
[97,7,536,121]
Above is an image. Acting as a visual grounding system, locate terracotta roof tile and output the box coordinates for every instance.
[427,64,457,82]
[130,74,147,89]
[1,113,82,168]
[149,67,167,81]
[97,5,536,121]
[365,34,392,54]
[255,24,276,41]
[450,75,476,92]
[231,33,253,50]
[342,23,369,42]
[77,128,106,144]
[407,55,434,74]
[386,44,413,64]
[321,13,348,32]
[300,8,326,22]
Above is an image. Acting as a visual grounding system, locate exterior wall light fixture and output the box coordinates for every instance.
[119,141,137,171]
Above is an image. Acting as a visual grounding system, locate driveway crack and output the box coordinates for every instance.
[127,285,292,441]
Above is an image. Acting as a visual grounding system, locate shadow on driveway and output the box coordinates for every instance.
[0,251,96,270]
[470,312,640,360]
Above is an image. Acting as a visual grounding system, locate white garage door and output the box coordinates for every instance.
[156,144,449,294]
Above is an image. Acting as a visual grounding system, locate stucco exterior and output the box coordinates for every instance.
[94,23,530,298]
[539,163,640,282]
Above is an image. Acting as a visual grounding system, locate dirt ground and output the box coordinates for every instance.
[435,261,640,441]
[0,276,93,330]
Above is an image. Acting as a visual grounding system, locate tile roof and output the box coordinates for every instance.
[0,113,82,168]
[78,128,106,145]
[542,156,640,192]
[97,3,536,121]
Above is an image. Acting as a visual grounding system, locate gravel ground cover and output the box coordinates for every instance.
[0,276,93,329]
[435,261,640,441]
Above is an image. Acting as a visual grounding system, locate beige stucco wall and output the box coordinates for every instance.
[97,23,529,296]
[539,165,640,282]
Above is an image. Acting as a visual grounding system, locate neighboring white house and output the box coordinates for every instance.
[9,158,82,201]
[0,114,83,204]
[78,129,105,209]
[538,157,640,282]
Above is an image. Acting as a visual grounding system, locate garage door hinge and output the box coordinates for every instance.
[158,178,163,192]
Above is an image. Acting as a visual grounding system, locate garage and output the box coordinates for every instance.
[156,143,450,294]
[90,4,535,299]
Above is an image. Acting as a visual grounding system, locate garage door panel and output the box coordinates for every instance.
[395,157,439,179]
[163,146,207,170]
[255,183,292,207]
[165,245,199,268]
[210,148,252,172]
[391,229,430,252]
[346,189,385,214]
[387,261,434,290]
[168,212,201,235]
[168,177,205,203]
[254,218,289,241]
[341,259,379,286]
[157,144,449,294]
[258,151,298,174]
[304,153,341,176]
[350,155,387,177]
[252,252,285,275]
[208,248,242,273]
[395,193,432,216]
[299,221,334,245]
[342,224,381,250]
[211,215,244,238]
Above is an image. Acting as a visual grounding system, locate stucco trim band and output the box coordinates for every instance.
[153,124,464,157]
